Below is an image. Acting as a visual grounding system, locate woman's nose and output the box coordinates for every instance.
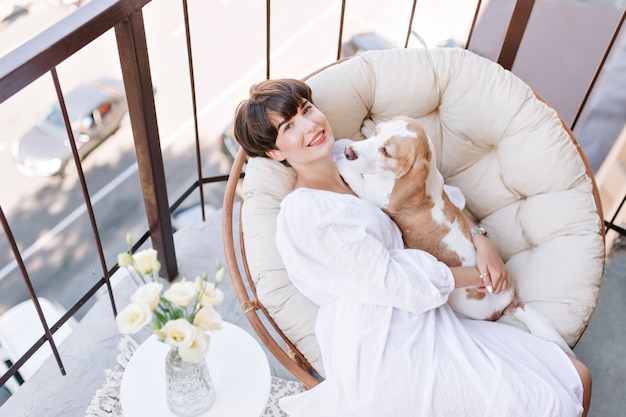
[301,117,315,132]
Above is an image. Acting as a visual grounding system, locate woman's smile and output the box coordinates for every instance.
[308,130,326,147]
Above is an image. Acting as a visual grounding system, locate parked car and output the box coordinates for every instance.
[0,1,29,24]
[339,32,396,58]
[218,123,239,163]
[11,77,127,177]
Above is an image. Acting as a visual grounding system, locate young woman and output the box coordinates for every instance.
[233,78,591,417]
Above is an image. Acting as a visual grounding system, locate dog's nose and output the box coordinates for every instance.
[344,146,358,160]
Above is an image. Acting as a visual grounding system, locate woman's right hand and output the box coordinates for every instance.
[472,234,511,294]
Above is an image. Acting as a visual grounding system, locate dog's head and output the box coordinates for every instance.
[343,116,432,180]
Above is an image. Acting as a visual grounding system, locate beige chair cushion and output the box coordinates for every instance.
[241,47,606,376]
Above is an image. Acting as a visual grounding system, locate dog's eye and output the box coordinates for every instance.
[380,146,391,158]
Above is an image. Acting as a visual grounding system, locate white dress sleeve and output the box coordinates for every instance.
[276,189,455,314]
[444,184,466,210]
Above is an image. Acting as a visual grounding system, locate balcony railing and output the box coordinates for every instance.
[0,0,200,392]
[0,0,624,403]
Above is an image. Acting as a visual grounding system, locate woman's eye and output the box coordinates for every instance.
[303,105,312,114]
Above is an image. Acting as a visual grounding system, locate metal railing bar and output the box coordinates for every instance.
[0,332,57,388]
[605,220,626,236]
[50,68,117,317]
[610,195,626,224]
[169,180,205,217]
[131,230,152,252]
[0,0,152,104]
[201,174,235,185]
[0,204,66,380]
[464,0,483,50]
[266,0,271,79]
[168,173,237,219]
[571,8,626,131]
[181,0,206,223]
[69,270,117,319]
[404,0,418,49]
[114,9,178,281]
[497,0,535,71]
[336,0,347,60]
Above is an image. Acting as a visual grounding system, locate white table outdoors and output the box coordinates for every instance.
[120,321,272,416]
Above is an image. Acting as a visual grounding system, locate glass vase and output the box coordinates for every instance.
[165,348,216,416]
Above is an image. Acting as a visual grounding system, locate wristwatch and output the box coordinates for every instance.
[469,225,488,238]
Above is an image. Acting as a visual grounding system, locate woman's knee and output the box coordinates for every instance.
[572,357,592,388]
[569,356,592,415]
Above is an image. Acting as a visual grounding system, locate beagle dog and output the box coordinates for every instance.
[334,116,573,354]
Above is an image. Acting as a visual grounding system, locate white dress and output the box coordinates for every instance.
[276,188,583,417]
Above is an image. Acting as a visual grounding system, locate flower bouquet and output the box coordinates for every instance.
[115,235,225,362]
[114,235,225,416]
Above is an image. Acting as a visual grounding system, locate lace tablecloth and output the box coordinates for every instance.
[85,336,305,417]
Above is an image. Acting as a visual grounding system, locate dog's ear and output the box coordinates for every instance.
[387,137,431,212]
[361,118,377,139]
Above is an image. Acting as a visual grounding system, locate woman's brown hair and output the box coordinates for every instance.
[233,78,313,159]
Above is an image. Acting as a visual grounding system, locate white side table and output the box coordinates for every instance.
[120,321,272,416]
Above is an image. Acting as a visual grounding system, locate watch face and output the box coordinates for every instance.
[470,225,487,237]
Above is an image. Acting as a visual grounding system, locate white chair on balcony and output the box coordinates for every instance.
[0,345,21,394]
[0,297,77,391]
[222,47,606,388]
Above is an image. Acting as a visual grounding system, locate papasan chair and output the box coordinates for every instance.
[222,47,606,389]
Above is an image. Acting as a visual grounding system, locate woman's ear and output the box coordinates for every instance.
[266,149,285,161]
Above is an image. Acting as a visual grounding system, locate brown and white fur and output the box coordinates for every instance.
[334,116,573,354]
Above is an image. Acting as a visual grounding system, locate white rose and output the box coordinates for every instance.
[161,318,197,347]
[193,307,222,331]
[163,280,197,307]
[178,332,210,363]
[117,252,133,268]
[197,281,224,308]
[130,282,162,310]
[116,303,152,334]
[132,248,160,275]
[214,266,225,284]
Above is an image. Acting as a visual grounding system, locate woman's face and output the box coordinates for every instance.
[266,100,335,167]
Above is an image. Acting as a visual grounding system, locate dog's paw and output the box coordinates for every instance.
[361,118,376,138]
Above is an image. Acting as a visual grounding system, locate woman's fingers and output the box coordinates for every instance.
[479,271,493,293]
[485,267,511,294]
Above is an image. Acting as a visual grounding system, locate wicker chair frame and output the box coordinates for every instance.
[222,146,321,389]
[221,74,608,391]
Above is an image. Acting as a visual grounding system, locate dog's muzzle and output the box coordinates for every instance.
[344,146,358,160]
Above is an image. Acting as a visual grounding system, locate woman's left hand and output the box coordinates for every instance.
[472,234,511,294]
